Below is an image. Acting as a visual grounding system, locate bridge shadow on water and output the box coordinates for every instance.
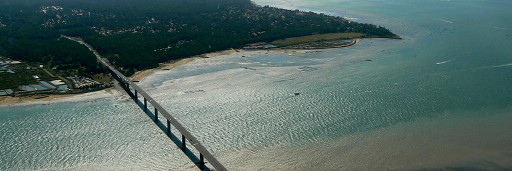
[123,85,211,171]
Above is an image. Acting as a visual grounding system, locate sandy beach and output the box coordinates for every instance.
[130,49,240,82]
[130,57,203,82]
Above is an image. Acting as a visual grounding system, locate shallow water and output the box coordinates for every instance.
[1,0,512,170]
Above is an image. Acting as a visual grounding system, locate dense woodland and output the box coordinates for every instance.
[0,0,397,76]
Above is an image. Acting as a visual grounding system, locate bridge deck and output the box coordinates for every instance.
[64,36,227,171]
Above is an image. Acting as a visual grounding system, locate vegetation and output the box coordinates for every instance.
[91,73,113,84]
[0,0,397,77]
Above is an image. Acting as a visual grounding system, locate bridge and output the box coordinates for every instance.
[64,36,227,171]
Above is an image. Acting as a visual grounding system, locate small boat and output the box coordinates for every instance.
[294,91,300,96]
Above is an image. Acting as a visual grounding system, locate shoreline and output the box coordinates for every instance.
[0,37,378,107]
[0,88,119,107]
[130,48,240,82]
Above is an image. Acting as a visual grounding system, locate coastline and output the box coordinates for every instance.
[0,38,369,107]
[130,57,204,82]
[0,88,119,107]
[130,49,240,82]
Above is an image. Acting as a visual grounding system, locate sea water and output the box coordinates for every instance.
[1,0,512,170]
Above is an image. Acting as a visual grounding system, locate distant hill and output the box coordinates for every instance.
[0,0,397,76]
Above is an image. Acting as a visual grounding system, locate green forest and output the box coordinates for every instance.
[0,0,397,76]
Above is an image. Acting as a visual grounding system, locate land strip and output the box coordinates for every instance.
[272,33,365,46]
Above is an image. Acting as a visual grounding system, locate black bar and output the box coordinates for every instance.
[167,120,171,134]
[182,134,186,150]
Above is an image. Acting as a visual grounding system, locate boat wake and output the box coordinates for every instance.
[490,63,512,68]
[480,63,512,69]
[436,60,451,65]
[440,19,453,24]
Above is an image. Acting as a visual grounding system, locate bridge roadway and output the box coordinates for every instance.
[63,36,227,171]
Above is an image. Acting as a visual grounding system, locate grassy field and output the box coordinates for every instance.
[271,33,365,46]
[92,73,113,83]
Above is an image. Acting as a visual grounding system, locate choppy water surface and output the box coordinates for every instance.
[1,0,512,170]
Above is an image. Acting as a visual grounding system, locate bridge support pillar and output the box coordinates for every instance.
[167,120,171,134]
[199,153,205,169]
[154,108,158,121]
[181,135,186,150]
[144,98,147,110]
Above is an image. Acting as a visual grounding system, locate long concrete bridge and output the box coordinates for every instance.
[64,36,227,171]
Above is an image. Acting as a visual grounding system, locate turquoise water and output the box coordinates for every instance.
[1,0,512,170]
